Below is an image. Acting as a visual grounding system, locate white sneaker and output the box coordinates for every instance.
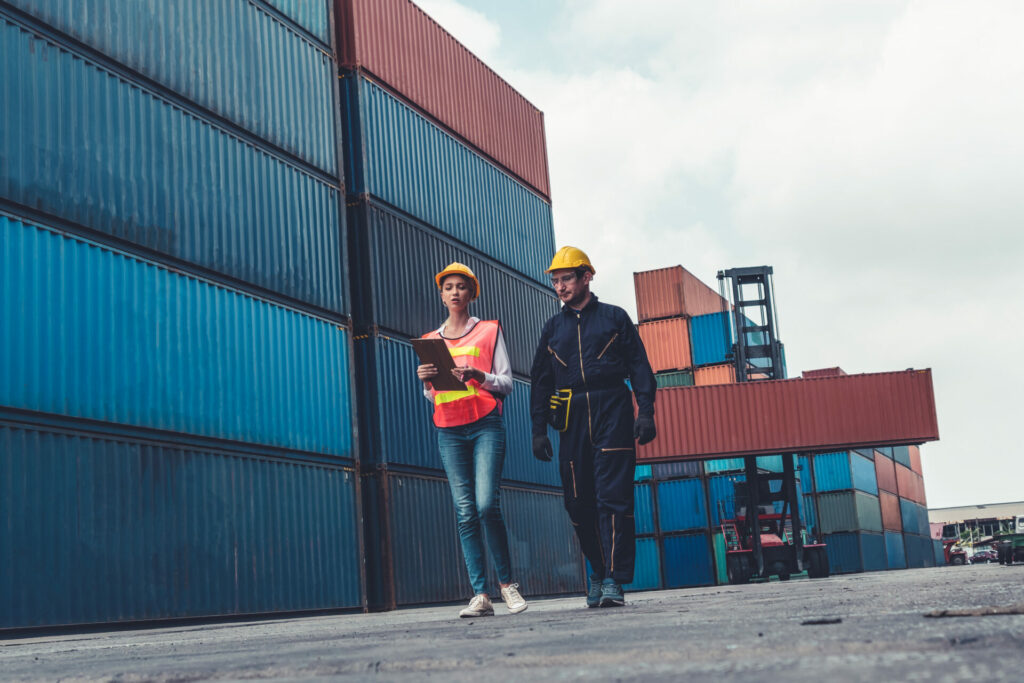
[459,593,494,618]
[500,583,528,614]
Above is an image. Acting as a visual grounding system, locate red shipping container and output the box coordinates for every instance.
[637,318,692,373]
[694,363,735,386]
[880,491,902,531]
[637,369,939,462]
[896,463,917,503]
[875,453,897,494]
[633,266,728,322]
[336,0,551,198]
[909,445,922,474]
[802,367,847,378]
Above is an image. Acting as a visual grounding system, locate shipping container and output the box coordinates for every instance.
[707,474,745,526]
[346,198,558,375]
[655,370,695,388]
[634,464,653,482]
[712,531,728,585]
[363,471,582,608]
[1,214,353,457]
[896,463,924,504]
[904,534,932,568]
[813,451,879,495]
[880,491,902,532]
[705,458,746,474]
[689,312,733,367]
[637,318,693,373]
[656,479,708,532]
[852,447,874,460]
[817,491,883,534]
[899,498,930,538]
[624,538,661,591]
[802,494,820,538]
[635,483,656,535]
[633,266,728,322]
[0,15,347,314]
[932,539,946,567]
[639,370,939,462]
[875,451,897,494]
[875,446,894,460]
[5,0,338,172]
[652,461,703,480]
[266,0,332,43]
[663,533,715,588]
[353,332,560,487]
[0,418,362,630]
[909,445,922,474]
[801,367,847,378]
[336,0,551,198]
[341,73,554,285]
[885,530,907,569]
[824,531,887,574]
[693,363,735,386]
[798,455,814,491]
[892,445,912,468]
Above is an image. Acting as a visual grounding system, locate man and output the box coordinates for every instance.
[530,246,657,608]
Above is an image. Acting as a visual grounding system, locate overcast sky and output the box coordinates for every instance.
[417,0,1023,509]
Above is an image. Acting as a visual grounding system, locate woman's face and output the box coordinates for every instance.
[441,274,474,311]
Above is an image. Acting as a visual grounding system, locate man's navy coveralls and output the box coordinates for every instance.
[530,295,656,584]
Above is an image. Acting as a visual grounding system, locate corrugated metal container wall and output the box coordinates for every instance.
[861,532,888,572]
[885,531,907,569]
[634,483,655,535]
[817,492,883,534]
[625,538,661,591]
[693,363,735,386]
[0,420,361,629]
[802,494,819,537]
[798,456,814,491]
[689,312,733,367]
[634,464,653,482]
[705,458,745,474]
[633,266,728,322]
[657,478,708,532]
[5,0,338,172]
[637,318,692,372]
[896,463,917,503]
[892,445,912,468]
[909,445,922,474]
[712,532,728,585]
[708,473,745,525]
[638,371,940,462]
[904,534,929,568]
[813,452,878,495]
[1,216,353,457]
[652,461,703,480]
[875,446,894,459]
[347,198,558,375]
[0,16,346,314]
[852,447,874,460]
[663,534,714,588]
[824,531,886,574]
[341,74,554,285]
[899,499,921,537]
[500,486,586,596]
[880,492,902,531]
[335,0,551,198]
[932,539,945,567]
[655,371,694,388]
[354,333,560,487]
[266,0,332,43]
[802,367,847,378]
[875,453,897,493]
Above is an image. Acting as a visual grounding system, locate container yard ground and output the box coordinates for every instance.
[3,566,1022,681]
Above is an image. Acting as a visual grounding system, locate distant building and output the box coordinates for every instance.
[929,501,1024,540]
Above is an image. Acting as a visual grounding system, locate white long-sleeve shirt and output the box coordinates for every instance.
[422,317,514,400]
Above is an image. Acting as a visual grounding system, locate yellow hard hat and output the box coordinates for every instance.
[547,246,595,275]
[435,262,480,300]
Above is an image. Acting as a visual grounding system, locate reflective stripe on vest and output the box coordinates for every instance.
[423,320,501,428]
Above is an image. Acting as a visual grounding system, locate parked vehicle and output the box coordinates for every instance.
[969,548,997,564]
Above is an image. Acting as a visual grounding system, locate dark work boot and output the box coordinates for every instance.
[586,575,603,608]
[599,578,625,607]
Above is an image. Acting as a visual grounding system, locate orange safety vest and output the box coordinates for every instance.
[423,320,502,428]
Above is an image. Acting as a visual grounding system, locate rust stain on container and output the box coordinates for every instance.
[694,363,735,386]
[880,491,903,531]
[336,0,551,198]
[633,266,728,322]
[638,370,939,462]
[638,318,692,373]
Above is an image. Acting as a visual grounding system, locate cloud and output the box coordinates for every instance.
[413,0,503,64]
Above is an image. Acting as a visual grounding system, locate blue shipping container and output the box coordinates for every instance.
[625,538,662,591]
[708,473,745,526]
[341,74,555,285]
[899,498,928,537]
[813,451,879,495]
[905,534,930,568]
[690,312,732,366]
[347,198,559,376]
[885,531,907,569]
[932,539,946,567]
[0,13,346,313]
[634,464,653,482]
[634,483,656,535]
[652,460,703,480]
[0,215,353,457]
[354,332,560,487]
[663,534,714,588]
[892,445,912,468]
[798,455,814,491]
[0,419,362,629]
[824,531,887,574]
[657,478,708,532]
[263,0,332,44]
[4,0,337,172]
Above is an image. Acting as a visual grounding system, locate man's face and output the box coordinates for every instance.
[549,268,592,307]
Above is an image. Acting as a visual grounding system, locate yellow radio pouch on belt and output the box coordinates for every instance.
[548,389,572,432]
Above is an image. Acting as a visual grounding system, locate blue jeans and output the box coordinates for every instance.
[437,412,512,595]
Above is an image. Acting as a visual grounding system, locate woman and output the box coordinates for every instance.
[416,262,528,617]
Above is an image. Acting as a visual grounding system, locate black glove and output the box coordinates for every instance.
[634,414,657,445]
[532,434,553,462]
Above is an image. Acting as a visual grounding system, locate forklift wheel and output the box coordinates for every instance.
[778,573,791,581]
[807,547,830,579]
[726,555,750,585]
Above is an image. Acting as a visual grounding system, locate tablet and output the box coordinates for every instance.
[411,338,468,392]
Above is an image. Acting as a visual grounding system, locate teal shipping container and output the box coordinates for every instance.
[0,418,362,630]
[689,312,733,367]
[824,531,887,574]
[624,538,662,591]
[817,491,883,534]
[663,534,714,588]
[657,478,708,532]
[655,371,694,388]
[635,483,656,535]
[813,451,879,495]
[885,531,907,569]
[634,464,653,482]
[0,215,354,457]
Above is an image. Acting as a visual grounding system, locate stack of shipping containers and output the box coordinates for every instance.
[334,0,580,610]
[1,1,362,628]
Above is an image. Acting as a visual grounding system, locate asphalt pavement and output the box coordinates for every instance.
[2,563,1022,681]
